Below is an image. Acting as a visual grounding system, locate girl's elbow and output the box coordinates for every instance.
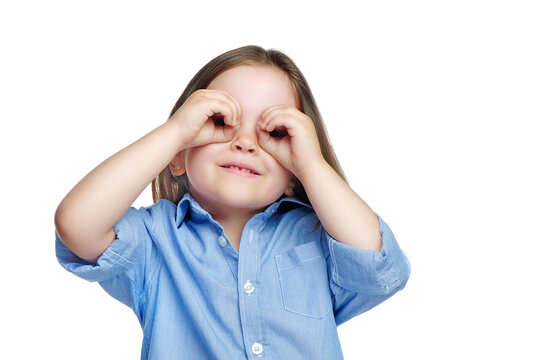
[55,203,75,246]
[54,205,110,263]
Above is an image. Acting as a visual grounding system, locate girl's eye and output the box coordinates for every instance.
[270,127,288,139]
[211,114,225,127]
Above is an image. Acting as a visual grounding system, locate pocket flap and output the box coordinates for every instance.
[275,241,324,271]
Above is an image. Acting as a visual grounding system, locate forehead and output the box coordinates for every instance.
[207,65,299,111]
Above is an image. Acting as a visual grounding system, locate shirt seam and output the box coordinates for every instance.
[378,226,399,293]
[278,255,323,271]
[329,239,341,287]
[107,248,135,265]
[329,233,401,295]
[101,251,131,270]
[138,203,162,305]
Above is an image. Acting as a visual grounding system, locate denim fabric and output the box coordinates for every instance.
[56,194,410,360]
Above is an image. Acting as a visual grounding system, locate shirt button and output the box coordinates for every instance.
[251,342,263,356]
[218,235,227,247]
[243,280,255,294]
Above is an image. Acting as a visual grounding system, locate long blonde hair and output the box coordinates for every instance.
[152,45,346,205]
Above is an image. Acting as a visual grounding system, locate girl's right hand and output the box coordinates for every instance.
[54,89,241,263]
[168,89,241,151]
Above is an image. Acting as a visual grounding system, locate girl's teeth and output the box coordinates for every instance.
[227,165,252,173]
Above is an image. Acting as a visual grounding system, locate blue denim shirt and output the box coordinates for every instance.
[56,194,410,360]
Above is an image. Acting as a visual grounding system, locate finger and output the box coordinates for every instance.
[256,127,278,158]
[257,127,292,171]
[189,90,237,128]
[205,90,241,127]
[260,104,291,119]
[259,112,296,138]
[206,99,238,128]
[256,126,272,148]
[223,91,242,125]
[213,123,237,143]
[259,106,301,133]
[260,105,299,121]
[257,125,290,155]
[197,117,236,145]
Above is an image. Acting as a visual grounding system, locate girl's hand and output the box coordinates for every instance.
[168,89,241,151]
[257,105,325,179]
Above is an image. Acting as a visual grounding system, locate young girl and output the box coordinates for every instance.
[55,45,410,359]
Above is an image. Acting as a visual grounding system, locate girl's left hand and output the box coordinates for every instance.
[257,105,325,178]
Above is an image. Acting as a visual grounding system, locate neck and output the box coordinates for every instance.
[213,213,253,251]
[190,195,264,251]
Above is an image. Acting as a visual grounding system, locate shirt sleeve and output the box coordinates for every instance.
[55,205,155,314]
[322,214,411,325]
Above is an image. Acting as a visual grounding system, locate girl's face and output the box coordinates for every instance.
[184,65,298,216]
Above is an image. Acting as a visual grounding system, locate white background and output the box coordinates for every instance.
[1,0,540,358]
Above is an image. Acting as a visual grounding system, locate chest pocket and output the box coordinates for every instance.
[275,241,332,319]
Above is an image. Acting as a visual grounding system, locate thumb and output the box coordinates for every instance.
[257,127,275,154]
[257,127,289,168]
[212,122,239,143]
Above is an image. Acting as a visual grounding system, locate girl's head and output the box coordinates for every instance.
[152,45,345,206]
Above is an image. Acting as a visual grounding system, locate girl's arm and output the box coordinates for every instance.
[296,160,381,251]
[258,106,381,251]
[55,90,241,262]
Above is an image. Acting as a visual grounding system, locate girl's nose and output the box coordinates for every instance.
[231,128,258,154]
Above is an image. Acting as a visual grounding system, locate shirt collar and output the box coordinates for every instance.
[175,193,311,228]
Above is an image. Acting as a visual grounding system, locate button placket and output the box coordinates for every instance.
[238,218,268,359]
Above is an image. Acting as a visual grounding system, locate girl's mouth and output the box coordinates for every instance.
[220,162,260,176]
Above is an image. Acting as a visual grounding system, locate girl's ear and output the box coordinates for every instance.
[284,178,296,197]
[169,151,186,176]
